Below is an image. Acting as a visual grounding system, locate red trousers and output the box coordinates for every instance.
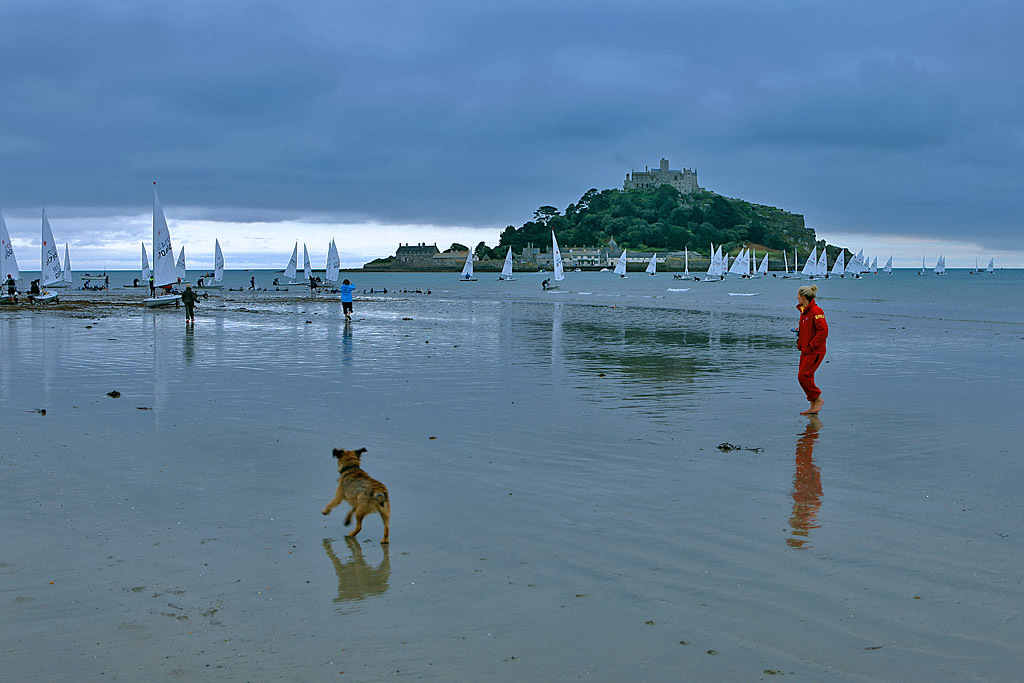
[798,353,825,401]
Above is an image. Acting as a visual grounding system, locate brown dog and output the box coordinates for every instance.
[322,448,390,544]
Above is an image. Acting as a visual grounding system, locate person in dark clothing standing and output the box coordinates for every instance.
[149,276,155,296]
[180,283,199,323]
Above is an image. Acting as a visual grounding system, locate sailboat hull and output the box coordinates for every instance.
[143,294,181,308]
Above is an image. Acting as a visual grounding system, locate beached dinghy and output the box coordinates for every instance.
[142,186,182,308]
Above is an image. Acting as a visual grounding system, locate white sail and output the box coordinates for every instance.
[41,209,63,286]
[830,249,845,277]
[883,256,893,274]
[325,239,341,283]
[934,255,945,275]
[461,249,475,279]
[801,246,818,276]
[500,246,514,279]
[728,248,749,276]
[704,243,723,280]
[870,256,878,274]
[62,243,73,283]
[552,231,564,281]
[284,242,298,281]
[645,254,657,275]
[303,243,312,282]
[614,249,628,275]
[141,243,151,283]
[684,247,689,275]
[919,255,927,275]
[1,209,20,282]
[987,258,995,273]
[756,251,769,275]
[784,249,790,275]
[214,239,225,282]
[152,188,177,287]
[175,246,187,281]
[815,249,828,277]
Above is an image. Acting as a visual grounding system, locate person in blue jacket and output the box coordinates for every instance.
[340,279,355,320]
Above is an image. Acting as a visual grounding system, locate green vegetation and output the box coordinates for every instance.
[497,185,828,257]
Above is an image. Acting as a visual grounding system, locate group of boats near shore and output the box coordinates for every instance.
[1,199,1000,306]
[459,229,997,288]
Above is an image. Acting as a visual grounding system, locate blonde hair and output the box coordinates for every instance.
[798,284,818,300]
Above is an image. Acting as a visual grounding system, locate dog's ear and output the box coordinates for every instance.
[332,448,344,459]
[356,448,367,455]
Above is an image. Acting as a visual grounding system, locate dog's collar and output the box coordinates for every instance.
[338,463,360,475]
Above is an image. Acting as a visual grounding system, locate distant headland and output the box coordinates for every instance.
[363,157,848,272]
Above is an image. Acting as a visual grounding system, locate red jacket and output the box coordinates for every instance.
[797,301,828,355]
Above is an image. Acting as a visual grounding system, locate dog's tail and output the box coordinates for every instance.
[374,491,388,506]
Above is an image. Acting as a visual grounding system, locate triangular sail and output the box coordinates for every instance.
[684,247,689,275]
[987,258,994,273]
[815,249,828,277]
[152,188,177,287]
[284,242,298,280]
[830,249,845,276]
[784,249,790,274]
[303,244,311,282]
[41,209,63,286]
[325,240,340,283]
[614,249,627,275]
[62,243,72,283]
[1,209,20,282]
[214,239,225,282]
[934,255,945,275]
[870,256,878,274]
[461,250,474,278]
[645,254,657,275]
[801,246,817,276]
[501,247,514,278]
[756,252,769,275]
[728,248,748,276]
[175,247,187,281]
[552,231,564,281]
[883,256,892,274]
[141,243,151,283]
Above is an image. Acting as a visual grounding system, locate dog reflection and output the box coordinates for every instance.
[323,537,390,603]
[787,416,823,549]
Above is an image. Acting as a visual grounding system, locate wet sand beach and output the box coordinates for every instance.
[2,276,1023,680]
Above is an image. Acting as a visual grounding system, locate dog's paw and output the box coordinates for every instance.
[321,509,331,515]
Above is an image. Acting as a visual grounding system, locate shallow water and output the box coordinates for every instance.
[2,273,1023,680]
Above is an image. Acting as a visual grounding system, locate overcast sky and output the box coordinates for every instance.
[1,0,1021,269]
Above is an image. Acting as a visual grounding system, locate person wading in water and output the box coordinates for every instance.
[796,284,828,415]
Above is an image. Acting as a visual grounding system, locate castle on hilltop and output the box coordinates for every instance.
[624,158,701,194]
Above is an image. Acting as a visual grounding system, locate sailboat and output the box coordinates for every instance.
[830,249,845,278]
[143,186,184,307]
[645,253,658,276]
[198,240,225,289]
[325,239,341,284]
[870,256,878,275]
[986,258,995,274]
[498,246,516,281]
[545,230,564,290]
[801,246,818,279]
[934,255,946,275]
[917,255,927,276]
[275,241,305,286]
[61,243,73,286]
[141,243,151,284]
[756,251,769,276]
[703,243,723,281]
[174,246,188,284]
[684,247,690,277]
[883,256,893,275]
[459,249,477,281]
[39,210,70,290]
[727,248,749,277]
[1,209,21,301]
[303,243,312,285]
[614,249,628,277]
[782,249,793,278]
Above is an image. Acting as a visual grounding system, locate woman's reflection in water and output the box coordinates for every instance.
[323,537,391,604]
[787,415,823,549]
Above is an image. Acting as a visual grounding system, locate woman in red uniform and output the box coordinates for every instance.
[796,284,828,414]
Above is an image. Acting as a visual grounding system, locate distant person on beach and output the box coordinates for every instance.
[309,277,318,292]
[796,285,828,415]
[30,279,40,296]
[542,278,550,290]
[249,276,256,290]
[180,284,199,323]
[340,279,355,320]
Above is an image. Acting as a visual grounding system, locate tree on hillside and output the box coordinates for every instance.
[445,243,468,253]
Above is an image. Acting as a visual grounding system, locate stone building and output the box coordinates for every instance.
[624,158,701,194]
[394,243,440,266]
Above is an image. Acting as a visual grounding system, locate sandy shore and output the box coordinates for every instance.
[2,288,1022,680]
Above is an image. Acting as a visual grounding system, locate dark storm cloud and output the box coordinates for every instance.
[1,0,1021,249]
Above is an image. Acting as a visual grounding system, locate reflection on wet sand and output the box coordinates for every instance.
[787,416,823,549]
[323,537,390,605]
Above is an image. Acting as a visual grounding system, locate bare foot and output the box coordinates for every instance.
[805,398,825,414]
